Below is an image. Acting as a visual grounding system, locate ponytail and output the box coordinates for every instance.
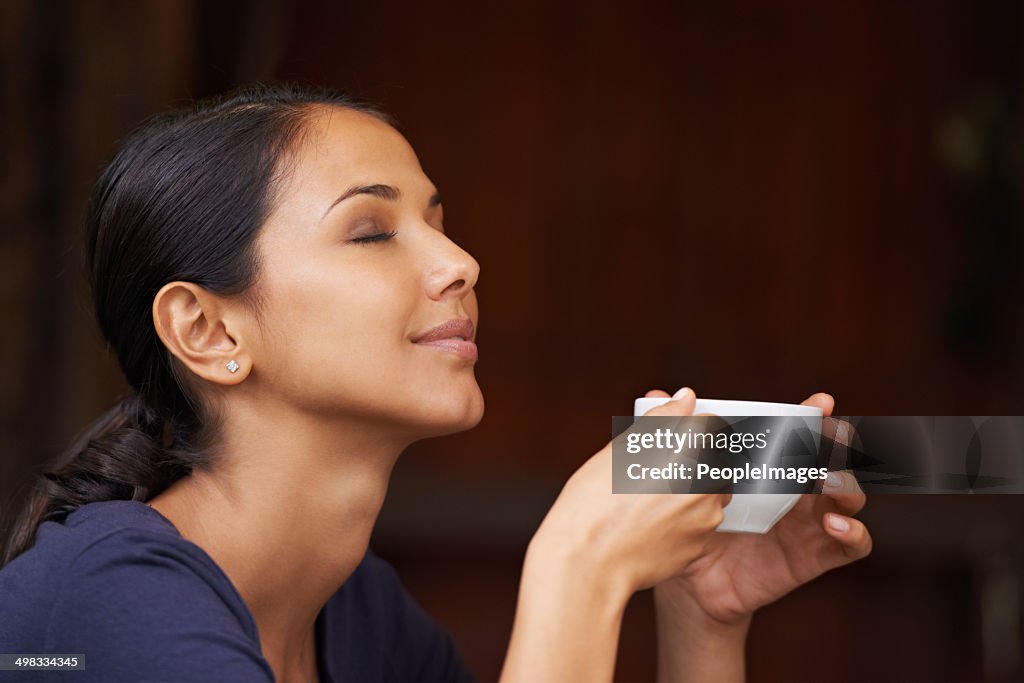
[1,83,389,568]
[1,391,200,566]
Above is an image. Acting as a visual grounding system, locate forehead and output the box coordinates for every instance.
[270,106,426,223]
[300,105,421,174]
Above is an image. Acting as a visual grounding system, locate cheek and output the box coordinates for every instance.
[256,258,418,395]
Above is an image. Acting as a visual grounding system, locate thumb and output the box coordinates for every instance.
[642,387,696,416]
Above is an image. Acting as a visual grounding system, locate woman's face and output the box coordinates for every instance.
[246,106,483,440]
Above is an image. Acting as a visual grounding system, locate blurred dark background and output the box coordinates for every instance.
[3,1,1024,681]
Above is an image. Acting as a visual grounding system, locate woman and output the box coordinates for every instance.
[0,84,871,682]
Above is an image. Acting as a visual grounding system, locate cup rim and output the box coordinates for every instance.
[634,396,824,417]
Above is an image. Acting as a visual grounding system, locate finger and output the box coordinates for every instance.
[836,420,855,447]
[642,387,696,417]
[822,418,855,448]
[645,389,672,398]
[821,470,866,515]
[823,513,872,561]
[622,389,698,447]
[801,392,834,417]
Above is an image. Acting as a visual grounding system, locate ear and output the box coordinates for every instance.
[152,282,251,385]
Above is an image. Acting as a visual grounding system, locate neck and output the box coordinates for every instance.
[148,397,412,680]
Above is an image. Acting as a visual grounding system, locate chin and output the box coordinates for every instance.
[411,392,485,440]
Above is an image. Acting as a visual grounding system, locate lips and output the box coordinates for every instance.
[411,318,478,361]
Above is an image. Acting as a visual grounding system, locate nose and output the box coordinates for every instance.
[423,233,480,302]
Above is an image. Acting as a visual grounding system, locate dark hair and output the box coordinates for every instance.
[2,83,391,566]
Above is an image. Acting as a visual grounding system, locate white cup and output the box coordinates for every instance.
[632,397,824,533]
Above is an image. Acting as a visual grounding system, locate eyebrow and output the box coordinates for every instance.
[320,183,442,221]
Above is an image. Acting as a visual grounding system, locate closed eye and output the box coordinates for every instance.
[350,230,398,244]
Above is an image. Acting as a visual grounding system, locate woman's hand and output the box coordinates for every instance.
[648,390,872,627]
[502,388,730,683]
[529,388,730,597]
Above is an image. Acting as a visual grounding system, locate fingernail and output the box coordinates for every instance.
[833,422,846,440]
[672,387,693,400]
[828,514,850,533]
[825,472,843,488]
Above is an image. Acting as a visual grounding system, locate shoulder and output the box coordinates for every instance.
[0,501,273,682]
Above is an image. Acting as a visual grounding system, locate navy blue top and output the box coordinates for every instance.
[0,500,474,682]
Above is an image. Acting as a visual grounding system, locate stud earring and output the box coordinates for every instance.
[225,359,240,374]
